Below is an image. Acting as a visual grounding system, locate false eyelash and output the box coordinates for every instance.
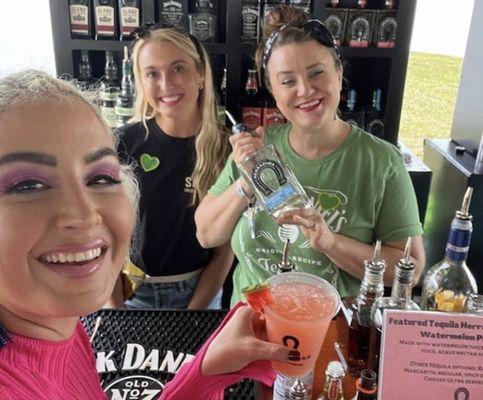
[0,323,10,348]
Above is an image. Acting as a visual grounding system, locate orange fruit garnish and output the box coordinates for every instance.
[242,282,274,313]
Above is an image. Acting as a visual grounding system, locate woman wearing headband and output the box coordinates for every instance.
[115,24,233,309]
[195,6,425,305]
[0,70,291,399]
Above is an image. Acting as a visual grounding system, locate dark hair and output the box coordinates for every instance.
[255,6,343,91]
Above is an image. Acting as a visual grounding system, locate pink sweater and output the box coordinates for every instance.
[0,303,275,399]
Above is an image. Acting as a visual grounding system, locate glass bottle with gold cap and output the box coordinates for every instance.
[421,187,478,312]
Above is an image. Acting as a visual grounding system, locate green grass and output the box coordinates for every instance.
[399,52,463,159]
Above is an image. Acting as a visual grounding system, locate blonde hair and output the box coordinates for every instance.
[0,69,140,217]
[131,27,230,204]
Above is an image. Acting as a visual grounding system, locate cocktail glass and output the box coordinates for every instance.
[263,272,341,378]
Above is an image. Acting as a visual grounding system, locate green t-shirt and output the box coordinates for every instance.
[209,124,423,305]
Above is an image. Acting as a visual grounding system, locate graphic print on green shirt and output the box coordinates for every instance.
[209,124,423,305]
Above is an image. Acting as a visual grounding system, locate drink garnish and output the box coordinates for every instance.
[241,281,274,313]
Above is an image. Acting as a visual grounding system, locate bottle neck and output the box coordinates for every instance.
[357,261,385,306]
[391,266,414,303]
[444,217,472,263]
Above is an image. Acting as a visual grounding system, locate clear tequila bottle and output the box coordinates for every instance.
[100,51,120,129]
[225,110,311,219]
[368,237,420,374]
[316,360,345,400]
[347,241,386,377]
[115,46,135,127]
[421,187,478,312]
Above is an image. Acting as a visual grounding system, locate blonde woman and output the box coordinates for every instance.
[116,24,232,309]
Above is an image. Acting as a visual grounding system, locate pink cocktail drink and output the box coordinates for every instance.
[264,272,340,377]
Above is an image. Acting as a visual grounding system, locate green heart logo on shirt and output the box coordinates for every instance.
[140,153,160,172]
[317,192,342,211]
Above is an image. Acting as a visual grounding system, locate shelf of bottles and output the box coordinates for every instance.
[63,0,407,138]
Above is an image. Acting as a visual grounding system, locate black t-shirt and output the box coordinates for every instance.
[116,118,211,277]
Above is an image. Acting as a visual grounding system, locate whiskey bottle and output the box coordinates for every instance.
[158,0,187,30]
[263,93,286,127]
[188,0,217,43]
[365,89,384,139]
[465,293,483,315]
[94,0,117,40]
[100,51,120,129]
[69,0,92,38]
[241,69,263,131]
[421,187,478,312]
[368,237,420,374]
[351,369,377,400]
[77,50,93,91]
[347,241,386,377]
[115,46,135,127]
[118,0,140,40]
[288,0,311,14]
[316,361,345,400]
[241,0,261,43]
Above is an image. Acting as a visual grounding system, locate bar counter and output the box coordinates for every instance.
[83,307,358,399]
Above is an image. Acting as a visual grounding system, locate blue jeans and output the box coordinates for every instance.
[125,275,222,310]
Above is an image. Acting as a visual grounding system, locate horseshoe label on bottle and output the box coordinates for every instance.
[251,160,288,196]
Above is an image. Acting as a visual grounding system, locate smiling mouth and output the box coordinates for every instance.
[159,94,183,105]
[296,98,323,112]
[40,247,104,266]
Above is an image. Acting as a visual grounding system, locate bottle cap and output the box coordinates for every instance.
[395,237,415,284]
[326,360,345,378]
[288,378,308,400]
[456,187,473,220]
[360,369,377,390]
[363,240,386,285]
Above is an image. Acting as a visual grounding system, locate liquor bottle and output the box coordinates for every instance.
[316,361,345,400]
[351,369,377,400]
[241,0,261,43]
[368,237,420,374]
[69,0,92,38]
[365,89,385,139]
[99,51,120,129]
[273,371,314,400]
[93,0,117,40]
[77,50,93,91]
[242,69,263,131]
[465,293,483,315]
[217,67,227,126]
[263,93,286,127]
[346,89,357,112]
[188,0,217,43]
[115,46,135,127]
[289,0,311,14]
[118,0,140,40]
[262,1,285,26]
[421,187,478,312]
[158,0,187,30]
[347,241,386,377]
[224,110,312,218]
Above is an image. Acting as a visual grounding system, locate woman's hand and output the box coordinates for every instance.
[229,126,265,165]
[201,305,295,376]
[277,207,335,253]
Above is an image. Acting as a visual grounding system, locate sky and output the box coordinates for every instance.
[0,0,476,77]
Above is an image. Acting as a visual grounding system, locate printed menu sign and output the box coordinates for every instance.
[379,310,483,399]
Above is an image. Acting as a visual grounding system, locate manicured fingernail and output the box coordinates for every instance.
[288,350,301,361]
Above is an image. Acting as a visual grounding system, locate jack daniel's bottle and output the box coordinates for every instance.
[115,46,135,127]
[188,0,217,42]
[347,241,385,377]
[241,69,263,131]
[158,0,186,29]
[368,237,420,374]
[421,187,478,312]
